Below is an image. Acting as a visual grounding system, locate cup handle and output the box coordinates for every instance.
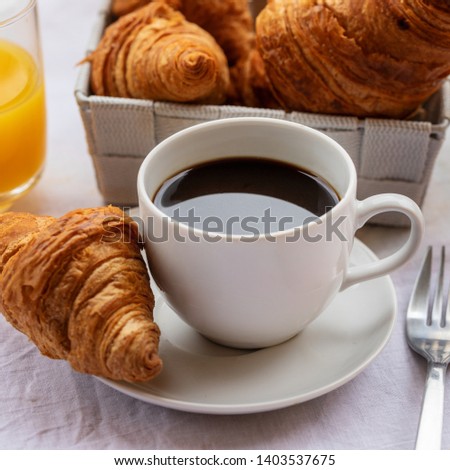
[341,194,424,290]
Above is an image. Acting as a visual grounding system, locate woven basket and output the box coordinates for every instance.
[75,0,449,226]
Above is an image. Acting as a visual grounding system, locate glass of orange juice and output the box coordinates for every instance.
[0,0,46,212]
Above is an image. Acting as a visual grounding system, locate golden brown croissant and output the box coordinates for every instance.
[88,2,230,104]
[254,0,450,118]
[112,0,179,16]
[0,207,162,383]
[228,48,280,109]
[111,0,254,65]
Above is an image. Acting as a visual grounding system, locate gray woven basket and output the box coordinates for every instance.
[75,0,449,226]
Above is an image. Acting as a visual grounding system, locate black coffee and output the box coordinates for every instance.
[153,157,339,235]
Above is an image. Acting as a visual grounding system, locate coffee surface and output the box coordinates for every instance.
[153,158,339,235]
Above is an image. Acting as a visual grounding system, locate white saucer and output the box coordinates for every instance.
[98,238,396,414]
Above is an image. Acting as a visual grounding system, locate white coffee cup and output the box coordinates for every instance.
[138,118,423,348]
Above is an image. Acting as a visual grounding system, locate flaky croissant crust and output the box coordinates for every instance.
[255,0,450,118]
[0,207,162,383]
[88,2,230,104]
[111,0,254,65]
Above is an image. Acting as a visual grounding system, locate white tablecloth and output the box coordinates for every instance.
[1,0,450,450]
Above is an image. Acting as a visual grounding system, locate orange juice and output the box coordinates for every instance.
[0,39,46,196]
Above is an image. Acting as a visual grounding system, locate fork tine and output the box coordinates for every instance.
[408,246,432,322]
[442,248,450,328]
[431,247,445,326]
[445,282,450,328]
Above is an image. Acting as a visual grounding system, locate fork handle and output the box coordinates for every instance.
[415,362,447,449]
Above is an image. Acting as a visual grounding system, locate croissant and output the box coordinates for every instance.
[253,0,450,118]
[0,207,162,383]
[88,2,230,104]
[111,0,254,65]
[112,0,179,16]
[228,48,280,109]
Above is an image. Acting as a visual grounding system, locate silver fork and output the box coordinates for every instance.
[406,246,450,449]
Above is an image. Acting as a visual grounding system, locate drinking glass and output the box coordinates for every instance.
[0,0,46,212]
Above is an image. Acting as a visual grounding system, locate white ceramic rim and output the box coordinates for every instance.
[138,117,357,240]
[0,0,36,28]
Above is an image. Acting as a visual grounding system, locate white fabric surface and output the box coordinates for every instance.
[1,0,450,450]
